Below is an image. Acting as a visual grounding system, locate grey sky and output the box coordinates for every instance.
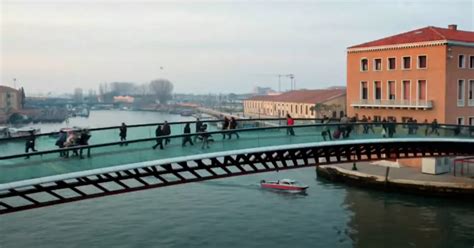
[1,0,473,94]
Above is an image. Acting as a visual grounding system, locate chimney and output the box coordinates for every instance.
[448,24,457,30]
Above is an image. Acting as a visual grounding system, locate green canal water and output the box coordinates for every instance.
[1,111,473,248]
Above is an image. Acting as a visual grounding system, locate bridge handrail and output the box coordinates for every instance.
[1,117,472,142]
[0,117,327,142]
[0,122,472,160]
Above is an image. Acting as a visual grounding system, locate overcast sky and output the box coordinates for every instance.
[1,0,473,95]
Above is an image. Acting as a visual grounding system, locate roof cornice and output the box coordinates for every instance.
[347,39,474,53]
[347,40,447,53]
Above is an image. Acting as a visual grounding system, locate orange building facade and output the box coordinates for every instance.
[347,25,474,125]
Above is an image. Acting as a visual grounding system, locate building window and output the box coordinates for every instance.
[373,116,381,122]
[402,57,411,69]
[459,55,466,68]
[374,81,381,100]
[417,80,427,101]
[469,117,474,126]
[457,117,464,125]
[470,56,474,69]
[360,81,368,100]
[418,55,427,69]
[388,81,396,100]
[469,80,474,106]
[458,79,465,106]
[374,58,382,71]
[361,59,368,71]
[388,57,396,70]
[402,80,411,101]
[305,105,308,115]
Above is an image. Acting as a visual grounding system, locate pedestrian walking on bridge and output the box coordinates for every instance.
[286,114,295,136]
[182,123,194,147]
[152,125,164,150]
[119,122,127,146]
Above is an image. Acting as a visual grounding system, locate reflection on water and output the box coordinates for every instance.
[344,187,474,248]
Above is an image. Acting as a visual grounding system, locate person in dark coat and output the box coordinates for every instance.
[430,118,440,136]
[119,122,127,146]
[152,125,164,150]
[78,129,92,159]
[55,130,67,157]
[162,121,171,145]
[24,130,37,159]
[194,118,203,142]
[182,123,194,147]
[387,119,396,138]
[222,117,230,139]
[228,117,240,139]
[200,124,211,149]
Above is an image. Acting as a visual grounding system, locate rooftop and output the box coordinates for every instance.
[348,25,474,50]
[246,88,346,104]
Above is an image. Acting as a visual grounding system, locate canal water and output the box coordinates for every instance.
[1,111,473,248]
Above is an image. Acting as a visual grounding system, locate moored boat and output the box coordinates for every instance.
[260,179,308,192]
[8,127,41,138]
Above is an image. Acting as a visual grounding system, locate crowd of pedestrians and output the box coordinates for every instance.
[20,114,470,159]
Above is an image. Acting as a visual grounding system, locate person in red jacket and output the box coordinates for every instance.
[286,114,295,136]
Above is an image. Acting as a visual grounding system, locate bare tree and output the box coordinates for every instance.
[149,79,174,105]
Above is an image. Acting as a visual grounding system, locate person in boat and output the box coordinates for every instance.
[194,118,202,142]
[222,116,230,139]
[228,117,240,139]
[119,122,127,146]
[55,130,67,157]
[182,123,194,147]
[78,129,92,159]
[162,121,171,145]
[152,124,164,150]
[24,130,38,159]
[286,114,295,136]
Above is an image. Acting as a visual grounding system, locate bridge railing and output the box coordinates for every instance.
[0,118,322,142]
[0,121,473,183]
[1,121,473,159]
[0,118,333,155]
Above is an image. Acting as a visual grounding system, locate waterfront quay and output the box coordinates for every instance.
[317,162,474,197]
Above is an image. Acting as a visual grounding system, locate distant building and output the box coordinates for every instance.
[74,88,83,103]
[347,24,474,125]
[243,88,346,118]
[0,85,22,123]
[113,96,135,104]
[253,86,277,96]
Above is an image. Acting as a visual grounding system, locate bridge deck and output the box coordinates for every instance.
[1,123,472,184]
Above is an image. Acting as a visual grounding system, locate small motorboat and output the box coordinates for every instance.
[260,179,308,193]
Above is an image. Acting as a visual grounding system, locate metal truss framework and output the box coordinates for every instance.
[1,140,472,215]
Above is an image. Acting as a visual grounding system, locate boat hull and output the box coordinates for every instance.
[260,183,308,192]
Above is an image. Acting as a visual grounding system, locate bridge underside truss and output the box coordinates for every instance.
[1,141,472,214]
